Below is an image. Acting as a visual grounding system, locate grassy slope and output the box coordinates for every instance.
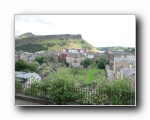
[38,39,99,52]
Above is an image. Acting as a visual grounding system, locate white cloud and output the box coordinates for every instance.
[15,15,135,47]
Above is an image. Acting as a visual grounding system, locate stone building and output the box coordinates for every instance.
[66,53,86,67]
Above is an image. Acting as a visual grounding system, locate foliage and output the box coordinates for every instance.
[80,40,85,44]
[47,43,56,47]
[65,62,69,67]
[98,60,106,69]
[63,58,69,67]
[35,56,45,64]
[15,43,48,53]
[58,55,61,62]
[124,47,135,53]
[15,59,37,72]
[96,57,107,69]
[83,58,92,68]
[15,36,99,53]
[15,79,22,93]
[36,68,80,104]
[58,41,68,46]
[96,79,135,105]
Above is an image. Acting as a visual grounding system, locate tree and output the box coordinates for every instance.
[98,60,106,69]
[63,58,69,67]
[35,56,45,64]
[96,57,107,69]
[15,59,37,72]
[15,59,28,71]
[83,58,92,68]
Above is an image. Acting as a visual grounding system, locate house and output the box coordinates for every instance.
[127,55,135,61]
[15,71,41,83]
[36,51,44,54]
[116,66,135,87]
[66,53,86,67]
[113,57,134,73]
[60,48,86,62]
[49,50,60,62]
[93,53,108,62]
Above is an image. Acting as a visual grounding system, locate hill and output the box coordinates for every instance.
[15,32,36,39]
[15,33,99,53]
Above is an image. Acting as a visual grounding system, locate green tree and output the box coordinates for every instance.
[15,59,27,71]
[98,60,106,69]
[96,57,107,69]
[83,58,92,68]
[35,56,45,64]
[15,59,37,72]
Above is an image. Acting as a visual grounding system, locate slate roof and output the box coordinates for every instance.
[114,57,133,64]
[117,67,135,78]
[67,53,86,58]
[15,71,41,80]
[15,71,26,76]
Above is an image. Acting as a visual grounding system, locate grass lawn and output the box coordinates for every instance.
[66,67,106,84]
[100,69,106,75]
[40,64,106,84]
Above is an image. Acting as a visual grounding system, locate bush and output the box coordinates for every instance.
[83,58,92,68]
[96,79,135,105]
[96,57,107,69]
[98,60,106,69]
[40,68,79,104]
[35,56,45,64]
[15,59,37,72]
[15,79,22,93]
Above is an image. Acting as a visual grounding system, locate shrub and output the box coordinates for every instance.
[96,79,135,105]
[96,57,107,69]
[83,58,92,68]
[98,60,106,69]
[15,59,37,72]
[15,79,22,93]
[35,56,45,64]
[40,68,80,104]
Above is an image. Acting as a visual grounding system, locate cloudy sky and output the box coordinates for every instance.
[15,15,135,47]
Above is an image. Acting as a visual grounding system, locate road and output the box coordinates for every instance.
[105,65,114,83]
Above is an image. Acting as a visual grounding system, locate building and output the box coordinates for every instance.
[116,66,135,87]
[66,53,86,67]
[113,58,134,73]
[15,71,41,83]
[60,48,86,62]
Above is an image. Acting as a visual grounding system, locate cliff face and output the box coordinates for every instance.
[38,34,82,40]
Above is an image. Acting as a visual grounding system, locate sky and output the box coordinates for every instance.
[15,15,135,47]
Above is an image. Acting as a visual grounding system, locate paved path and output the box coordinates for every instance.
[105,65,114,82]
[15,99,43,105]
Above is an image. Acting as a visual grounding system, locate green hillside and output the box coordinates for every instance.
[15,33,99,53]
[15,32,36,39]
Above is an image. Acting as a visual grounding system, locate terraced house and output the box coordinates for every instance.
[113,57,135,87]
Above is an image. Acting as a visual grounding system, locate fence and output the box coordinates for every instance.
[15,82,135,105]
